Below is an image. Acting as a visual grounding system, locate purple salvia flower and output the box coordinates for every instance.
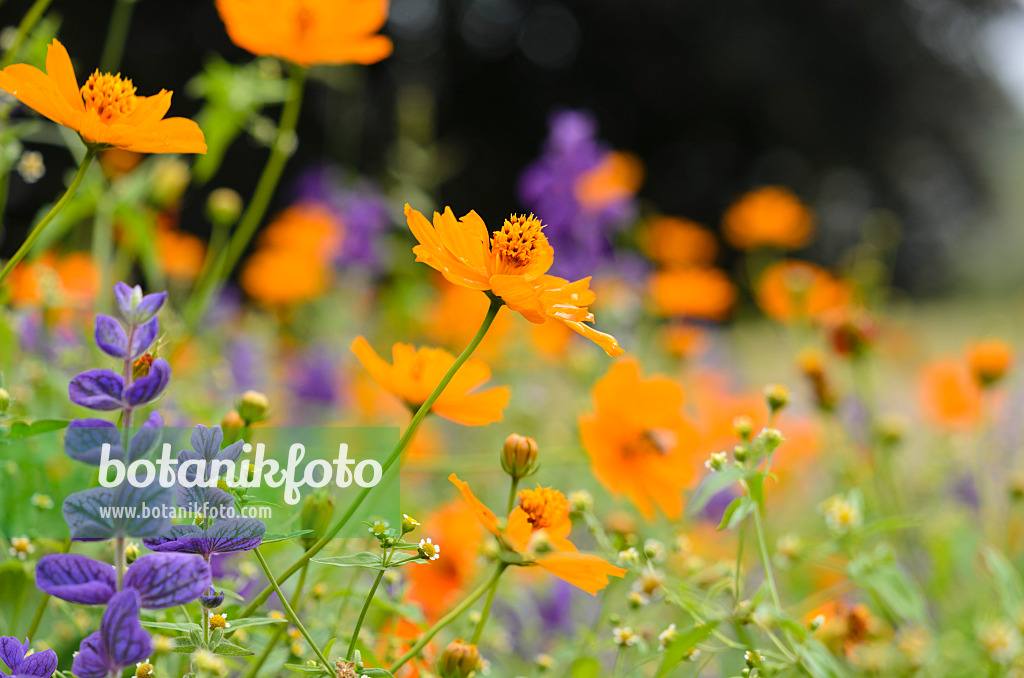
[36,553,211,608]
[0,637,57,678]
[143,518,266,558]
[71,590,152,678]
[94,314,130,359]
[517,109,639,279]
[68,359,171,411]
[113,282,167,325]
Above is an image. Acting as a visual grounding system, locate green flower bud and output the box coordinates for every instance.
[124,542,140,565]
[500,433,538,480]
[0,387,9,412]
[150,158,190,207]
[437,639,481,678]
[206,188,243,226]
[733,415,753,439]
[764,383,789,413]
[237,390,270,424]
[221,409,245,444]
[300,491,334,548]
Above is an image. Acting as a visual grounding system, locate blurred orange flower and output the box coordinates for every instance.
[405,205,623,356]
[8,252,98,307]
[157,223,206,280]
[648,267,736,321]
[240,202,340,305]
[407,501,483,621]
[579,359,700,520]
[640,216,718,268]
[756,260,849,322]
[723,186,814,250]
[918,358,980,429]
[966,339,1013,387]
[574,151,644,211]
[351,337,510,426]
[449,474,626,594]
[216,0,393,67]
[661,323,707,360]
[0,40,206,153]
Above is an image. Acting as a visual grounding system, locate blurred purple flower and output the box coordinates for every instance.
[293,165,391,271]
[0,636,57,678]
[290,347,339,405]
[517,109,638,279]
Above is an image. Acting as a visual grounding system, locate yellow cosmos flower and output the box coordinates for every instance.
[0,40,206,154]
[216,0,393,67]
[405,205,624,357]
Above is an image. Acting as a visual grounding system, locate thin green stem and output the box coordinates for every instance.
[243,562,308,678]
[235,297,504,620]
[185,64,307,326]
[734,516,746,605]
[0,146,97,286]
[346,567,385,660]
[752,507,780,612]
[0,0,53,67]
[469,563,507,644]
[253,548,331,672]
[505,478,520,516]
[388,563,504,673]
[99,0,135,74]
[114,537,126,591]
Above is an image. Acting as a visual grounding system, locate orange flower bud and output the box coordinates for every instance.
[501,433,538,480]
[437,639,481,678]
[967,339,1013,387]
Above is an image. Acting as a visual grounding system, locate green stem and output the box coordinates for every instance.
[0,0,53,67]
[253,548,331,672]
[734,516,746,605]
[114,537,126,591]
[346,567,384,660]
[0,146,96,286]
[243,562,308,678]
[99,0,135,74]
[388,563,504,674]
[469,563,505,645]
[185,64,307,326]
[752,506,781,612]
[234,297,504,620]
[505,478,519,516]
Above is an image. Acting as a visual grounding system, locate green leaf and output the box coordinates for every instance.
[171,637,198,654]
[656,621,718,678]
[982,545,1024,618]
[717,496,754,531]
[263,530,314,543]
[0,418,70,440]
[312,552,385,570]
[569,657,600,678]
[688,469,741,516]
[798,637,850,678]
[142,621,202,632]
[284,664,326,675]
[224,616,289,630]
[360,670,394,677]
[386,553,425,567]
[848,550,927,624]
[214,640,255,657]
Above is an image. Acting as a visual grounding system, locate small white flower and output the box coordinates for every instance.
[418,537,441,561]
[30,493,54,510]
[617,547,640,566]
[402,513,420,526]
[208,612,231,629]
[704,451,727,472]
[368,520,389,536]
[612,626,638,647]
[16,151,45,184]
[658,623,677,650]
[8,537,33,560]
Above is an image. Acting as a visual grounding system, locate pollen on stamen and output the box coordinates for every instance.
[80,70,139,124]
[492,213,546,270]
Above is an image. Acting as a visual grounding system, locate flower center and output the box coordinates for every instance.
[209,614,228,630]
[622,429,674,458]
[492,214,545,271]
[80,70,138,124]
[518,487,569,530]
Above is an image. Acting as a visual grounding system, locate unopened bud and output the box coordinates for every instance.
[206,188,243,226]
[733,415,753,439]
[150,158,190,207]
[437,639,481,678]
[764,383,789,413]
[568,490,593,513]
[124,542,140,564]
[0,387,9,412]
[200,585,225,609]
[300,491,335,548]
[705,451,727,472]
[237,390,270,424]
[132,354,154,380]
[401,513,420,535]
[501,433,538,479]
[221,409,245,442]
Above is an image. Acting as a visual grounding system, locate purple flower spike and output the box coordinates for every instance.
[94,315,129,359]
[114,283,167,325]
[129,317,159,359]
[71,590,152,678]
[123,553,211,609]
[0,637,57,678]
[124,359,171,407]
[34,554,116,605]
[69,370,124,411]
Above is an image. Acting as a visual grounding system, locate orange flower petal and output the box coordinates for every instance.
[449,473,501,538]
[114,117,208,154]
[489,275,546,323]
[0,62,74,128]
[350,336,398,397]
[406,204,491,290]
[432,385,511,427]
[535,552,626,595]
[505,507,532,553]
[45,39,84,113]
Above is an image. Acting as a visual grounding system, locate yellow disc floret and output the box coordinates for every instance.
[492,213,547,274]
[518,487,569,531]
[80,70,138,124]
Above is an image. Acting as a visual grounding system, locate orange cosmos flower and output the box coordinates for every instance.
[756,260,849,322]
[918,358,980,430]
[0,40,205,154]
[966,339,1013,387]
[405,205,624,357]
[574,151,644,211]
[449,474,625,594]
[8,252,99,308]
[648,267,736,321]
[157,222,206,280]
[216,0,393,67]
[407,501,483,622]
[578,359,700,520]
[640,216,718,268]
[723,186,814,250]
[351,337,510,426]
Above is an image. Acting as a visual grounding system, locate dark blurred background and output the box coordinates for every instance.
[3,0,1023,294]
